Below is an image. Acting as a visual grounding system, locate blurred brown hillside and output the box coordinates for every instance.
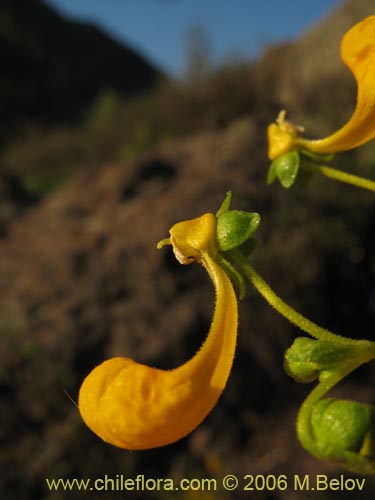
[1,0,374,201]
[1,1,375,499]
[0,0,162,136]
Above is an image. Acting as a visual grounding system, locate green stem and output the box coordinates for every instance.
[302,160,375,193]
[235,252,375,470]
[231,250,359,346]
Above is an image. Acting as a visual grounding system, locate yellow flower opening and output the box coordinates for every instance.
[78,213,238,450]
[268,15,375,160]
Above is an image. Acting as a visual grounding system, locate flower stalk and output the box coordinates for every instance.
[301,159,375,193]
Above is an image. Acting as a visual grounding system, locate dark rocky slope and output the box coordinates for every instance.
[0,0,161,133]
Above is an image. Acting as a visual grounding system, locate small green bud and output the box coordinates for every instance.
[284,337,354,383]
[311,398,375,459]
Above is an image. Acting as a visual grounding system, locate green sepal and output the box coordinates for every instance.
[217,254,247,300]
[214,192,260,297]
[300,149,335,163]
[311,398,375,458]
[267,160,278,185]
[216,210,260,252]
[268,150,300,188]
[216,191,232,218]
[284,337,354,383]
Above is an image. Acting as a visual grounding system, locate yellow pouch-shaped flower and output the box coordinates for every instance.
[78,213,238,450]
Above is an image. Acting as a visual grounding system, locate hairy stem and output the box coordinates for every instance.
[231,250,360,346]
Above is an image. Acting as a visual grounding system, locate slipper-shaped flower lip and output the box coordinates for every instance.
[78,213,238,450]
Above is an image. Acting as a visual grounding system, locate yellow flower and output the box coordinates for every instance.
[78,213,238,450]
[268,15,375,160]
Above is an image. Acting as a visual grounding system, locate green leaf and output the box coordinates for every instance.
[216,210,260,252]
[274,150,300,188]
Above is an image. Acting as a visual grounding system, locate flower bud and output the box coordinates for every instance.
[284,337,354,383]
[311,398,375,462]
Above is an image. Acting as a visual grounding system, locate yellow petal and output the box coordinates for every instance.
[298,16,375,154]
[267,16,375,160]
[78,214,238,450]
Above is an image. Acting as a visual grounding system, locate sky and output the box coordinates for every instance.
[42,0,344,77]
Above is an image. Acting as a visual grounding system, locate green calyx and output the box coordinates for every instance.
[267,150,300,188]
[216,210,260,252]
[216,192,260,252]
[267,149,335,189]
[214,192,260,299]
